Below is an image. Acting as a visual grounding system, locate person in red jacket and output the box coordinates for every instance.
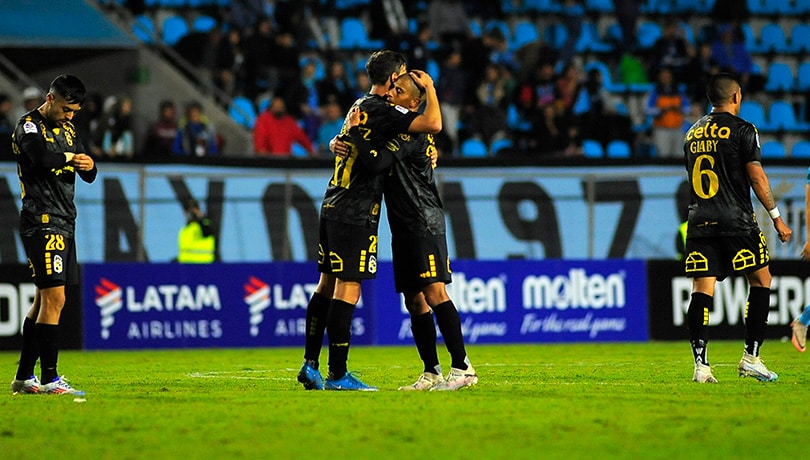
[252,95,316,157]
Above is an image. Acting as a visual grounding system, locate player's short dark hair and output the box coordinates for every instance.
[365,50,407,86]
[49,74,86,105]
[706,73,739,105]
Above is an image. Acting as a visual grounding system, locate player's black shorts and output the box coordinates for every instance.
[22,228,78,288]
[683,228,769,281]
[317,218,379,280]
[391,233,452,293]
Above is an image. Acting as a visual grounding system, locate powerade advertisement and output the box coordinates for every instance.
[82,260,648,349]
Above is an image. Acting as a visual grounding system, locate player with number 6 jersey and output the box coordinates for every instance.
[682,73,791,385]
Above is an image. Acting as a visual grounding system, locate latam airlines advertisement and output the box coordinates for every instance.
[83,263,375,349]
[82,260,648,349]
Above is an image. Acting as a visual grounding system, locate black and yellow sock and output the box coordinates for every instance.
[303,292,330,365]
[410,312,440,374]
[745,286,771,356]
[432,300,469,370]
[15,317,39,381]
[35,323,59,384]
[687,292,712,365]
[326,299,355,380]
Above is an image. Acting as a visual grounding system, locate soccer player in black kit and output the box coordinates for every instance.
[683,73,791,383]
[297,51,442,391]
[10,75,97,395]
[345,73,478,391]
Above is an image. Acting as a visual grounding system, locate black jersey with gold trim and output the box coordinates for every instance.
[320,93,418,227]
[13,109,97,236]
[384,132,444,238]
[684,111,761,237]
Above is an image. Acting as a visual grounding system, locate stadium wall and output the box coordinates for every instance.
[0,164,805,263]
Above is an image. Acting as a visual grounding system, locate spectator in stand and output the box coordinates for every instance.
[462,62,510,148]
[242,16,278,99]
[316,97,344,156]
[559,0,584,67]
[711,24,755,92]
[612,0,641,52]
[516,61,562,155]
[317,59,356,113]
[353,68,372,99]
[646,67,690,158]
[436,48,468,154]
[72,92,104,157]
[685,42,719,114]
[143,100,179,158]
[427,0,470,51]
[279,57,321,142]
[487,26,520,75]
[213,27,245,99]
[14,86,43,122]
[554,62,583,156]
[572,67,633,152]
[174,101,218,157]
[649,19,694,85]
[253,95,316,157]
[0,93,13,158]
[102,95,134,159]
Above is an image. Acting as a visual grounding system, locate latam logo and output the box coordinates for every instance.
[95,278,123,340]
[93,278,222,340]
[244,276,271,336]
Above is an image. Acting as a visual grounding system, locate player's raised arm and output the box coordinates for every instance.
[405,70,441,134]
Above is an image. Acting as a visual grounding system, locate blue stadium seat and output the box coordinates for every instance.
[789,24,810,54]
[584,0,613,13]
[545,22,567,50]
[760,140,785,158]
[741,23,762,54]
[798,62,810,92]
[338,17,383,50]
[582,139,604,158]
[506,104,532,132]
[797,0,810,14]
[511,20,539,51]
[576,22,613,53]
[490,138,514,155]
[768,101,810,132]
[132,14,155,43]
[460,138,488,158]
[763,62,794,93]
[524,0,562,13]
[606,140,631,158]
[748,0,793,14]
[229,96,256,129]
[637,22,662,49]
[739,100,772,132]
[757,23,789,53]
[161,15,188,46]
[191,15,217,33]
[791,140,810,158]
[291,143,310,157]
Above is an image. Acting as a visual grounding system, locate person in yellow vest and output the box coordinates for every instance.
[177,198,217,263]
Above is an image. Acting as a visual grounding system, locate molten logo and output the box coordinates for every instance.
[244,276,271,336]
[95,278,123,340]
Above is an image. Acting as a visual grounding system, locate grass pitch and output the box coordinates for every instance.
[1,340,806,460]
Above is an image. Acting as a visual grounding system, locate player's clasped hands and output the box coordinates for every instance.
[70,153,95,171]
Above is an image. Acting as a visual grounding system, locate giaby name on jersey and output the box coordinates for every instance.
[685,121,730,154]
